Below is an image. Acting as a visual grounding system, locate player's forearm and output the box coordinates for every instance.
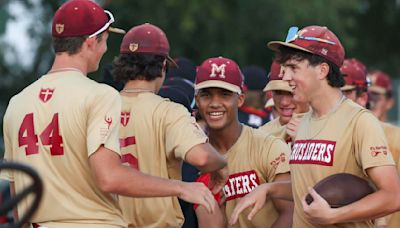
[196,205,225,228]
[268,181,293,201]
[196,152,226,173]
[186,144,227,173]
[271,210,293,228]
[103,165,184,197]
[330,189,400,224]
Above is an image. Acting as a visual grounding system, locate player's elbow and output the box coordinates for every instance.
[196,153,226,172]
[95,171,119,193]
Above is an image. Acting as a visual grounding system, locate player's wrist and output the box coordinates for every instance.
[174,180,186,198]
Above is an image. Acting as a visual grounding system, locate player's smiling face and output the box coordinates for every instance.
[196,87,244,130]
[272,90,296,125]
[281,58,321,104]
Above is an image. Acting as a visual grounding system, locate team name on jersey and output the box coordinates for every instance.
[290,140,336,166]
[223,170,260,201]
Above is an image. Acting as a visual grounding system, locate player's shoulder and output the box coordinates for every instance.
[156,95,190,114]
[381,121,400,134]
[246,125,283,145]
[259,117,280,132]
[7,77,44,105]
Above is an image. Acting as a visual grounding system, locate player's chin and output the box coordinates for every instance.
[205,120,226,130]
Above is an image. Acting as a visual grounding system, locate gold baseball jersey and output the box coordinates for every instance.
[118,93,208,228]
[0,71,126,227]
[260,112,308,143]
[381,122,400,228]
[291,99,395,228]
[223,125,291,228]
[259,117,284,137]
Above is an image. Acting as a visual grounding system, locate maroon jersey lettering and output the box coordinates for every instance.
[290,139,336,166]
[223,170,260,201]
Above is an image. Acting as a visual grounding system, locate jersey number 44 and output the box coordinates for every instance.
[18,113,64,156]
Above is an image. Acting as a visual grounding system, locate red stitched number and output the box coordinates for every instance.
[18,113,38,155]
[18,113,64,156]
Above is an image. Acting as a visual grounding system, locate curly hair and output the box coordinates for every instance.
[276,46,345,88]
[112,54,166,83]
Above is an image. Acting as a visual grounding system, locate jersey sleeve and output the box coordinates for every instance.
[163,102,208,160]
[261,136,291,182]
[86,85,122,157]
[353,112,395,172]
[0,101,14,181]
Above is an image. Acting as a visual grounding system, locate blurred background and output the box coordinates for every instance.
[1,0,400,157]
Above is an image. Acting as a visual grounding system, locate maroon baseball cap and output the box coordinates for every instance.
[263,61,292,92]
[340,58,368,91]
[52,0,125,38]
[195,57,244,94]
[368,70,392,94]
[120,23,176,66]
[268,26,345,68]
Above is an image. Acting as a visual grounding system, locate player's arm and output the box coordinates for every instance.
[89,145,218,213]
[185,143,228,193]
[185,143,226,173]
[229,180,292,225]
[195,202,225,228]
[270,172,293,228]
[302,165,400,224]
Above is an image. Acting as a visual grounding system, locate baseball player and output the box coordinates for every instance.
[0,1,220,227]
[190,56,293,228]
[113,23,227,227]
[368,71,394,122]
[229,25,400,228]
[259,61,309,142]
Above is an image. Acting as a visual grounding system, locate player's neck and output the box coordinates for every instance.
[121,80,158,96]
[49,53,88,75]
[310,88,344,118]
[208,121,243,155]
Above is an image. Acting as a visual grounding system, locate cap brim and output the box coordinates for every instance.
[267,41,312,54]
[167,56,178,67]
[340,85,356,91]
[369,86,386,95]
[263,80,292,92]
[195,80,241,94]
[108,27,126,34]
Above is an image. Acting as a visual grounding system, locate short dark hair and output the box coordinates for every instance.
[112,54,165,83]
[52,33,103,55]
[276,46,345,88]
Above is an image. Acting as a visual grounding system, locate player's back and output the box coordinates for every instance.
[119,92,207,227]
[2,71,125,227]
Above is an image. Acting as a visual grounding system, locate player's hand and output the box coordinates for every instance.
[286,117,301,140]
[229,184,270,225]
[302,187,336,225]
[209,166,229,194]
[178,181,217,214]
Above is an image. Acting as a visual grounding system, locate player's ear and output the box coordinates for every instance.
[356,92,369,108]
[317,62,330,80]
[237,93,245,108]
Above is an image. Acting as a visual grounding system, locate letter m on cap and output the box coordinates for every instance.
[210,63,226,79]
